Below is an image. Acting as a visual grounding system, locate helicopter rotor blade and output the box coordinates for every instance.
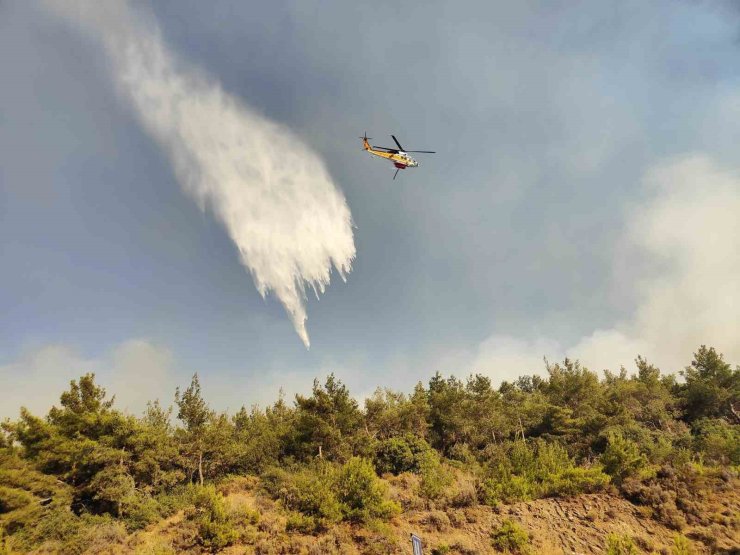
[391,135,405,151]
[404,150,436,154]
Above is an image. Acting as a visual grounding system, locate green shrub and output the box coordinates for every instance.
[0,486,34,513]
[490,519,530,553]
[187,485,239,551]
[285,510,324,534]
[374,434,433,475]
[88,466,136,517]
[417,451,452,500]
[335,457,399,523]
[261,459,398,528]
[479,440,609,505]
[123,492,162,531]
[667,447,693,468]
[605,533,638,555]
[261,464,341,532]
[601,434,646,484]
[544,466,610,496]
[448,442,476,465]
[672,534,694,555]
[691,418,740,465]
[8,511,118,555]
[374,437,415,474]
[16,506,84,546]
[155,484,198,517]
[479,474,532,506]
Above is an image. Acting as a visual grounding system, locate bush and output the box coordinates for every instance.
[13,506,84,548]
[374,434,433,475]
[448,443,476,465]
[155,484,198,517]
[672,534,695,555]
[8,510,119,555]
[285,510,324,534]
[262,465,340,532]
[479,440,609,505]
[187,485,239,551]
[605,533,638,555]
[76,520,128,554]
[0,486,34,513]
[261,459,398,529]
[601,434,646,484]
[88,466,136,517]
[619,477,688,531]
[418,451,452,500]
[374,437,414,475]
[490,519,530,554]
[123,492,162,531]
[545,466,610,496]
[691,418,740,465]
[447,472,478,508]
[335,457,399,523]
[479,474,532,506]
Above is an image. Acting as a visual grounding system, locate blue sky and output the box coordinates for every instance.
[1,1,738,417]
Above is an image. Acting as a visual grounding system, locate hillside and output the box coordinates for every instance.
[1,346,738,554]
[122,475,738,554]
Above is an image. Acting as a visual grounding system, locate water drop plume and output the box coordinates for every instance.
[45,1,356,347]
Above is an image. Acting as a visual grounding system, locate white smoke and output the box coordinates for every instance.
[473,155,740,379]
[44,1,355,347]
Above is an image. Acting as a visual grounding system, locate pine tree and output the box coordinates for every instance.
[175,374,213,486]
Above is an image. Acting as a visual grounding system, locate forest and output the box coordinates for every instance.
[0,345,738,554]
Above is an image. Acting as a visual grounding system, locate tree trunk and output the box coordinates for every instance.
[198,451,204,486]
[518,417,526,443]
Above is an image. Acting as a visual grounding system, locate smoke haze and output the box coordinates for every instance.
[44,1,355,347]
[473,155,740,379]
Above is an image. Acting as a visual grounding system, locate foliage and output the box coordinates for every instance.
[374,433,433,475]
[187,485,239,551]
[231,397,293,474]
[479,440,609,505]
[616,462,723,531]
[691,418,740,465]
[0,346,736,550]
[261,464,342,529]
[175,374,214,486]
[490,519,530,553]
[261,458,398,529]
[417,450,452,500]
[291,375,362,461]
[680,346,739,423]
[364,384,430,440]
[672,534,695,555]
[335,457,399,522]
[600,433,646,484]
[605,533,638,555]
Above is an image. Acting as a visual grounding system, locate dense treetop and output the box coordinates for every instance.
[0,346,737,552]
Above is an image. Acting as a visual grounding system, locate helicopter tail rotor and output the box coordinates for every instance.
[360,132,373,149]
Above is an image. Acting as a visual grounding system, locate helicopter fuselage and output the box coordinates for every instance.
[360,134,434,179]
[362,138,418,169]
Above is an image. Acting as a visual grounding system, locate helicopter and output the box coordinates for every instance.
[361,133,435,179]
